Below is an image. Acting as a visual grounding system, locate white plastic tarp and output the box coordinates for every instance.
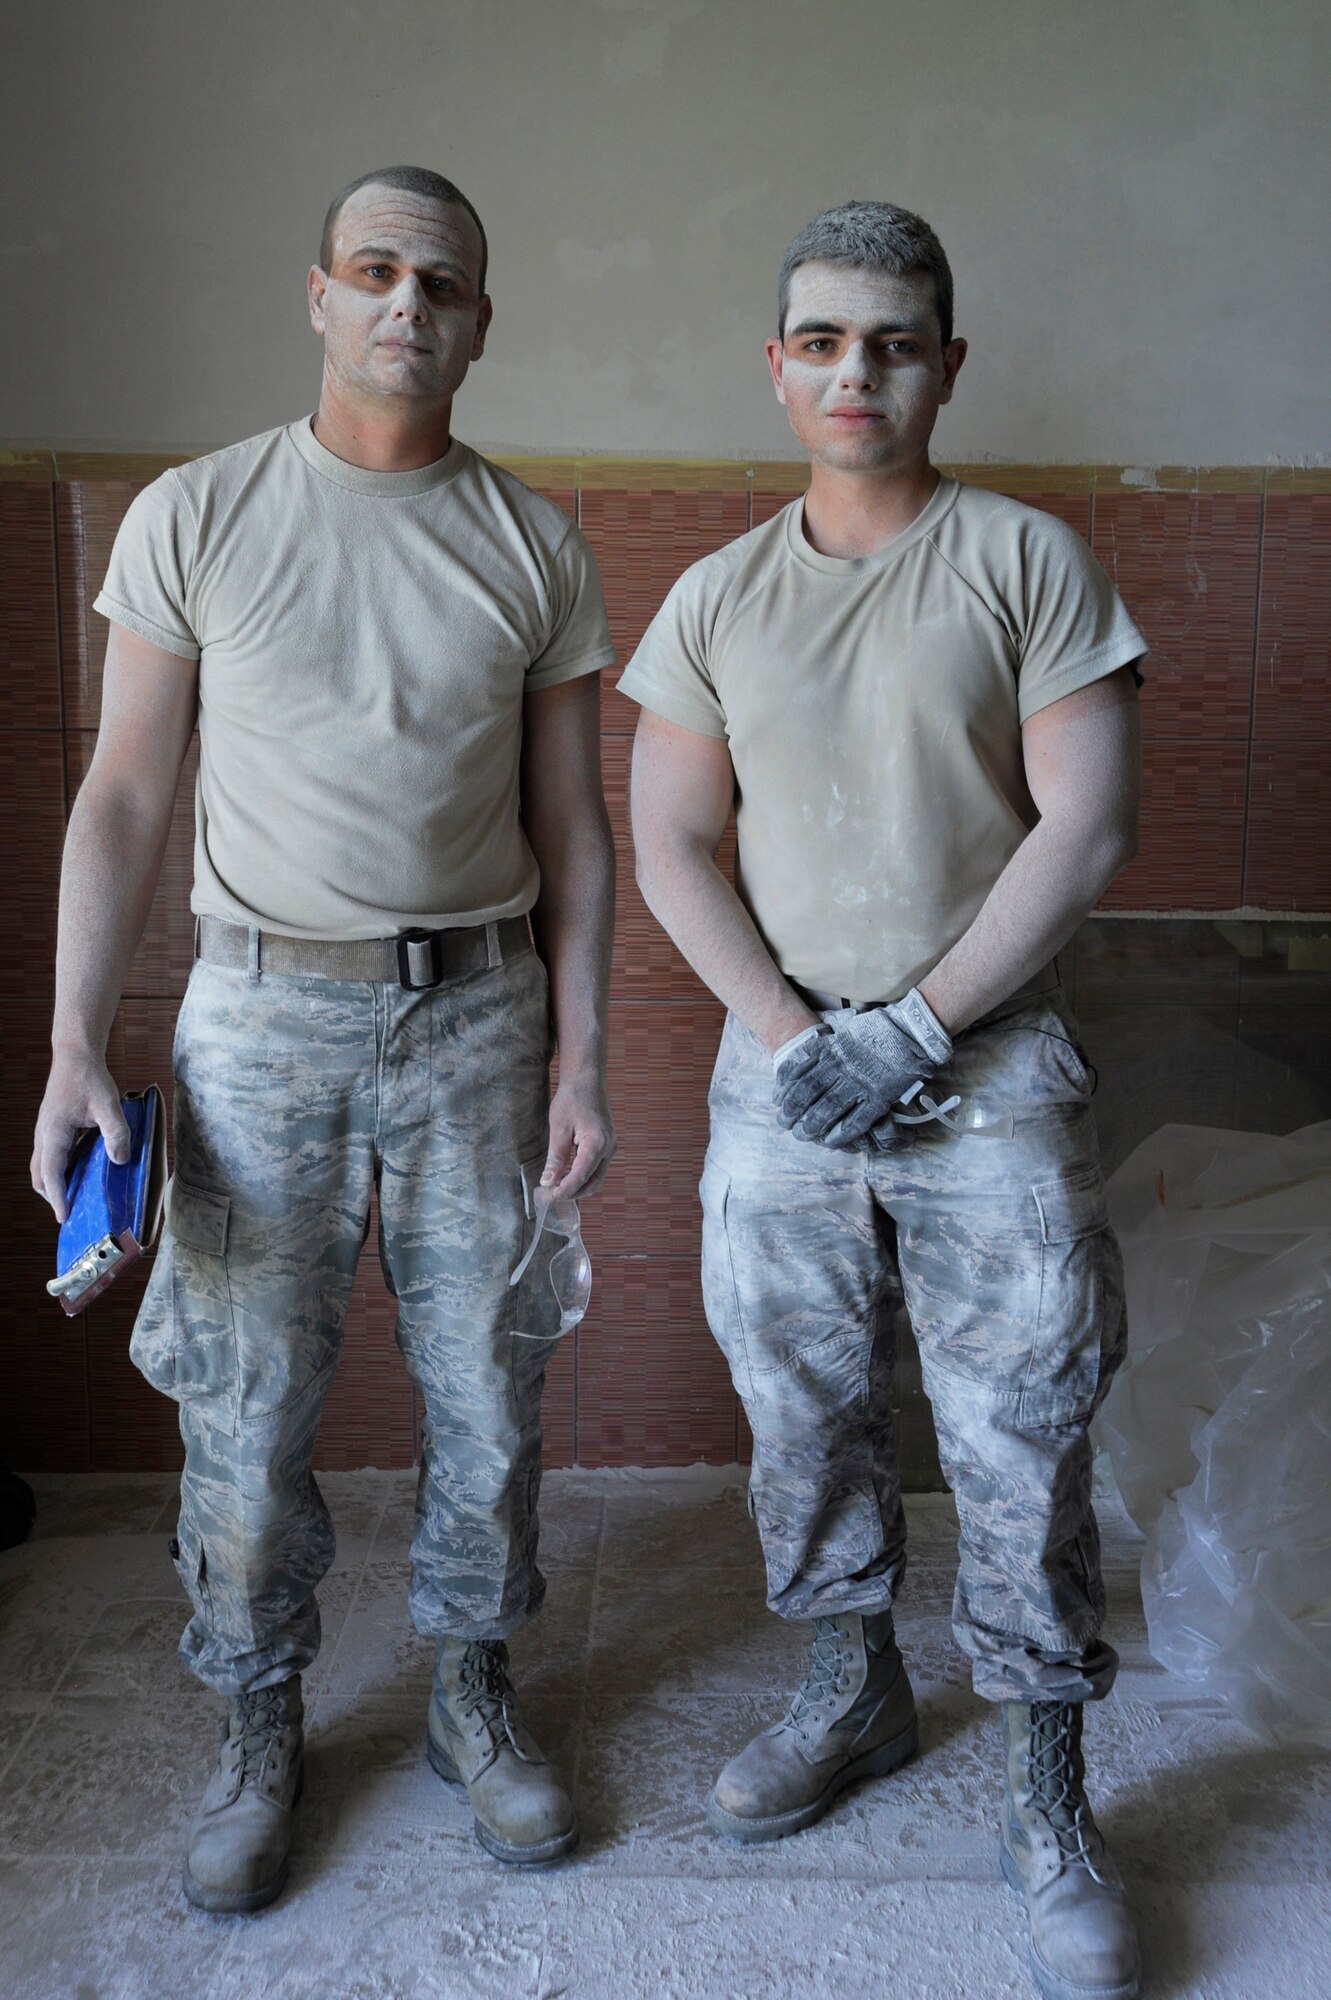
[1098,1121,1331,1747]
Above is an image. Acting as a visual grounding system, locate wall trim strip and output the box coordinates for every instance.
[4,449,1330,493]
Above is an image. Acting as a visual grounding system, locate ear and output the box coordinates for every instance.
[764,336,788,407]
[938,336,967,405]
[471,293,494,362]
[308,265,329,335]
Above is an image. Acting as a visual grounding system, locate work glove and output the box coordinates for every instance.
[773,988,953,1149]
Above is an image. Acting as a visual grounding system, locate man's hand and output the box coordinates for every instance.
[32,620,197,1226]
[31,1048,131,1224]
[541,1072,617,1200]
[774,988,953,1149]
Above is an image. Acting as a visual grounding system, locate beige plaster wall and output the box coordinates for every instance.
[3,0,1328,462]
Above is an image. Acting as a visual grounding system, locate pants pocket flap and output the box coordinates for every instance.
[1033,1168,1108,1243]
[168,1177,231,1255]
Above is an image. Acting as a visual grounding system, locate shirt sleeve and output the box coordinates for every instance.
[525,523,618,689]
[92,471,201,660]
[1013,514,1148,723]
[615,565,730,740]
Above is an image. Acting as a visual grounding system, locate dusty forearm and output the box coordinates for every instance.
[52,784,173,1056]
[529,808,615,1080]
[636,841,817,1053]
[919,813,1135,1035]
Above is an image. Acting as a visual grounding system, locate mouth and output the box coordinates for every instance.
[827,409,886,423]
[379,339,433,354]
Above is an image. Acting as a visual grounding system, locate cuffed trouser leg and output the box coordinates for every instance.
[700,990,1126,1702]
[701,1017,908,1622]
[887,991,1127,1703]
[378,949,562,1643]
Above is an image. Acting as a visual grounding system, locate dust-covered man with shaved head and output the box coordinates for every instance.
[33,166,617,1906]
[623,201,1145,2000]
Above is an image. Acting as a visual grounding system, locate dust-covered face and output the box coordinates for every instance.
[307,183,491,407]
[765,262,965,473]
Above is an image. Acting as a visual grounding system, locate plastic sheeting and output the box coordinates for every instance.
[1098,1121,1331,1747]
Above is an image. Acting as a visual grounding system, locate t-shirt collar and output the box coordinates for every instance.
[786,473,959,575]
[286,416,467,496]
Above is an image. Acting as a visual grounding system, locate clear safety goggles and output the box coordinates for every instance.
[509,1186,592,1339]
[883,1080,1014,1140]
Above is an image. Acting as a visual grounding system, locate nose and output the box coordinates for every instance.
[389,274,429,323]
[837,339,881,391]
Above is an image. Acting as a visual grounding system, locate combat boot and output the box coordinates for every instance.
[707,1609,917,1842]
[427,1636,578,1865]
[183,1675,304,1913]
[1000,1700,1141,2000]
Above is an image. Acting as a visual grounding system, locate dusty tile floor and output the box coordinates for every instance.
[1,1470,1328,2000]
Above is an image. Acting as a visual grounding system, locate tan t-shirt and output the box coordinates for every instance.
[95,420,616,938]
[618,476,1145,1002]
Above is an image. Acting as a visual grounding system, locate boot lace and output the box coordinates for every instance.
[456,1641,534,1762]
[785,1618,851,1733]
[232,1683,290,1786]
[1027,1701,1113,1887]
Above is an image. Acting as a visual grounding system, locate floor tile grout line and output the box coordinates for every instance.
[315,1479,397,1692]
[568,1493,608,1803]
[0,1696,54,1793]
[47,1596,111,1699]
[147,1490,181,1536]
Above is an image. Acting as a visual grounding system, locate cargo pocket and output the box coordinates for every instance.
[169,1506,213,1626]
[699,1161,755,1403]
[154,1176,238,1430]
[1022,1165,1122,1424]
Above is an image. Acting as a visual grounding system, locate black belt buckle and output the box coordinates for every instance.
[396,928,446,991]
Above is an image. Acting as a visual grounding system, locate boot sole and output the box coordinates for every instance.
[427,1732,579,1867]
[999,1840,1141,2000]
[181,1762,304,1915]
[705,1713,919,1844]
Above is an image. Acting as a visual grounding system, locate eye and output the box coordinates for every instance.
[363,265,391,280]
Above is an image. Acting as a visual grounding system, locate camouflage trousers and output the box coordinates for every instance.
[700,984,1127,1704]
[131,947,564,1696]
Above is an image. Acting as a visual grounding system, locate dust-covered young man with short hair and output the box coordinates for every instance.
[622,200,1145,2000]
[32,165,617,1908]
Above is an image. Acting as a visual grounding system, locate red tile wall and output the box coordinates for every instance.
[2,463,1328,1474]
[1248,495,1331,907]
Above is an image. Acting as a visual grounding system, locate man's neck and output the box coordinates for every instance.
[800,457,941,561]
[312,386,455,473]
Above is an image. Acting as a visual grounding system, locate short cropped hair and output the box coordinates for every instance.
[777,200,953,347]
[319,166,488,293]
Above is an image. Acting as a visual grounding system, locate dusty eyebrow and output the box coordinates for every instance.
[787,317,929,339]
[348,244,468,276]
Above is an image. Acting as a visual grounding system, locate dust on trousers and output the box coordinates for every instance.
[700,986,1127,1705]
[131,948,564,1696]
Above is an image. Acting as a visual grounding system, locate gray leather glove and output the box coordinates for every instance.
[773,988,953,1149]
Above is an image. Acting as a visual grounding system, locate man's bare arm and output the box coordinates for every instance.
[919,667,1142,1035]
[31,623,198,1219]
[630,710,819,1053]
[520,672,617,1198]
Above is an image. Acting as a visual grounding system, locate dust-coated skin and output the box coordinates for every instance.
[634,264,1139,1062]
[32,182,615,1214]
[29,177,615,1891]
[629,255,1141,1699]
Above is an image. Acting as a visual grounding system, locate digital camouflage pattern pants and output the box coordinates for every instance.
[701,984,1127,1705]
[132,947,563,1696]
